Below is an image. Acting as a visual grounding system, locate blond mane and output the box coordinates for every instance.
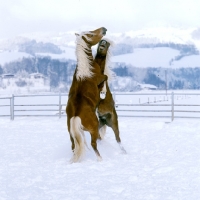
[75,32,94,81]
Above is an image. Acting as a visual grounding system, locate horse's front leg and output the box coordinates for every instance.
[97,74,107,86]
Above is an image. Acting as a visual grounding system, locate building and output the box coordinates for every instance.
[137,83,157,90]
[1,74,15,79]
[30,73,45,79]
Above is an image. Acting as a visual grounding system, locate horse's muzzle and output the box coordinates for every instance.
[102,27,107,36]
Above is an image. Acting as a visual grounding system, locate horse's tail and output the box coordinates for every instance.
[70,116,86,162]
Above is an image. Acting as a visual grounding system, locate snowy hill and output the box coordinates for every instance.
[112,47,200,68]
[0,26,200,92]
[112,47,180,68]
[0,26,199,68]
[0,51,33,66]
[110,27,196,46]
[36,46,76,61]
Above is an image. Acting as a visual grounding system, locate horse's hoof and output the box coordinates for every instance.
[97,156,103,162]
[118,143,127,154]
[121,149,127,154]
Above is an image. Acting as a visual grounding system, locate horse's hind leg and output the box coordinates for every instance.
[107,110,127,154]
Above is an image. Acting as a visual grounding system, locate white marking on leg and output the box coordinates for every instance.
[100,81,107,99]
[97,155,102,162]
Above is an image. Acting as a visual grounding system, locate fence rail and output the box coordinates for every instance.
[0,92,200,121]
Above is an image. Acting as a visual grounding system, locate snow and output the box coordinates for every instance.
[1,108,200,199]
[0,77,50,95]
[172,54,200,68]
[1,46,199,70]
[36,47,76,61]
[118,27,195,45]
[112,47,179,68]
[0,51,33,66]
[1,27,200,69]
[112,47,200,68]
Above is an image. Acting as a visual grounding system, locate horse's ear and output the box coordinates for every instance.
[75,33,80,37]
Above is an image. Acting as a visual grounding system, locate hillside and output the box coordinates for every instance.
[0,26,200,92]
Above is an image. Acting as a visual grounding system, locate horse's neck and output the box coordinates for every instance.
[95,55,106,74]
[80,39,93,62]
[75,42,94,80]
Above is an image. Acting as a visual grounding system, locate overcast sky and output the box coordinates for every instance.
[1,0,200,39]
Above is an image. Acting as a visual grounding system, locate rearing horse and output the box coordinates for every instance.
[95,38,126,154]
[66,27,107,162]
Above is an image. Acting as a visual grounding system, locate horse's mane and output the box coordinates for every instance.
[95,37,115,82]
[75,32,94,81]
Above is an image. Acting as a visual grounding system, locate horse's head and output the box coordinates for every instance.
[97,40,110,56]
[75,27,107,46]
[95,38,114,81]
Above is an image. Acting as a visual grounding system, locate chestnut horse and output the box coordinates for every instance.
[66,27,108,162]
[95,38,126,153]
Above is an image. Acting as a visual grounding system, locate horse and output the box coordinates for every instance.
[95,38,126,154]
[66,27,108,162]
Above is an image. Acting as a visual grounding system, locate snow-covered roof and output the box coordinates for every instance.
[138,83,157,89]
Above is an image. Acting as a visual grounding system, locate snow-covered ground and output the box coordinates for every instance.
[112,47,180,68]
[36,46,76,61]
[112,47,200,68]
[1,116,200,200]
[0,51,33,66]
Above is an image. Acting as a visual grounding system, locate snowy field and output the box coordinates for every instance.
[0,91,200,199]
[1,115,200,200]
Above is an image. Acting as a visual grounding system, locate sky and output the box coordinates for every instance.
[1,0,200,39]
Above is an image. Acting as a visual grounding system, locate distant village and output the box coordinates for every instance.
[0,72,158,94]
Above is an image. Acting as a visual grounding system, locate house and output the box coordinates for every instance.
[30,73,45,79]
[137,83,157,90]
[1,74,15,79]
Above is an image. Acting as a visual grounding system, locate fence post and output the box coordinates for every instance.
[11,94,14,120]
[59,92,61,119]
[10,97,12,120]
[171,92,174,122]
